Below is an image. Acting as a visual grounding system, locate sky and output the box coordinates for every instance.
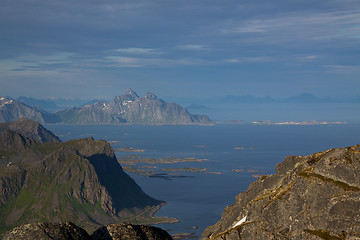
[1,0,360,102]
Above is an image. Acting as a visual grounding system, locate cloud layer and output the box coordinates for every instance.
[1,0,359,99]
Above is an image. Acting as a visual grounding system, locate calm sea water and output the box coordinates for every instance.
[46,124,360,238]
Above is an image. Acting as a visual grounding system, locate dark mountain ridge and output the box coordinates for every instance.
[3,222,173,240]
[0,120,162,236]
[0,118,60,143]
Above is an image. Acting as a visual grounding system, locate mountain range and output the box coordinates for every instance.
[56,89,212,125]
[0,89,212,125]
[0,119,162,236]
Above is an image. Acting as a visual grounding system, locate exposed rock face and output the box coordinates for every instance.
[0,122,162,236]
[91,223,173,240]
[202,144,360,240]
[55,89,212,125]
[0,118,60,143]
[3,222,90,240]
[3,222,173,240]
[0,130,34,152]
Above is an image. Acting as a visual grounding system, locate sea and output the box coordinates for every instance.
[46,122,360,239]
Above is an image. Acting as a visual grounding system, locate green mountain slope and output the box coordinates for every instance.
[0,122,162,236]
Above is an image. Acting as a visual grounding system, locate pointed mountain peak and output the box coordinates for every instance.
[122,88,139,98]
[144,92,158,100]
[113,89,139,102]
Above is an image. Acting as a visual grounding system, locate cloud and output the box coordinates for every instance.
[322,65,360,74]
[177,45,208,51]
[226,57,271,63]
[104,55,210,68]
[219,10,360,43]
[114,48,160,55]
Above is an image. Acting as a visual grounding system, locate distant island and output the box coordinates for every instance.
[0,89,213,125]
[251,120,347,125]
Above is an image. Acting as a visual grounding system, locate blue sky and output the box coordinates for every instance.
[1,0,359,101]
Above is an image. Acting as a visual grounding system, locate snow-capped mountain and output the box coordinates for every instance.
[55,89,212,125]
[0,97,51,124]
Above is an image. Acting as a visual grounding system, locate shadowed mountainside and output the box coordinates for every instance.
[0,120,162,236]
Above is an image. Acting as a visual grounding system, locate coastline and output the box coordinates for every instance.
[120,202,179,225]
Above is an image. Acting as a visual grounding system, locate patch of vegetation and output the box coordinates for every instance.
[16,189,36,208]
[299,170,360,191]
[304,229,346,240]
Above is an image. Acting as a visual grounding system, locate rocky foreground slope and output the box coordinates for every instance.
[3,222,173,240]
[0,120,162,236]
[202,144,360,240]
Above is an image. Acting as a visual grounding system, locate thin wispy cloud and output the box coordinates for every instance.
[114,48,160,55]
[322,65,360,74]
[226,57,271,63]
[220,10,360,41]
[177,45,208,51]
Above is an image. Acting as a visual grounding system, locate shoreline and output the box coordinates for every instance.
[121,202,179,225]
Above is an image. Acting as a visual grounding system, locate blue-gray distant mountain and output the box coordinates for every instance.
[55,89,213,125]
[16,96,61,112]
[0,97,60,124]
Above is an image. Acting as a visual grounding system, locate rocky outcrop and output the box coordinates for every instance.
[0,130,34,152]
[55,89,212,125]
[0,124,162,236]
[202,144,360,240]
[91,223,173,240]
[3,222,173,240]
[0,118,60,143]
[3,222,90,240]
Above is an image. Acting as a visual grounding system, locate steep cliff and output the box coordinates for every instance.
[202,144,360,240]
[0,123,162,236]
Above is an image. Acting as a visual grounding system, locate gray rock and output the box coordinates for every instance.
[2,222,90,240]
[91,223,173,240]
[0,118,60,143]
[202,144,360,240]
[3,222,173,240]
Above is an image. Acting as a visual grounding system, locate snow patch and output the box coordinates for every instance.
[233,216,247,228]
